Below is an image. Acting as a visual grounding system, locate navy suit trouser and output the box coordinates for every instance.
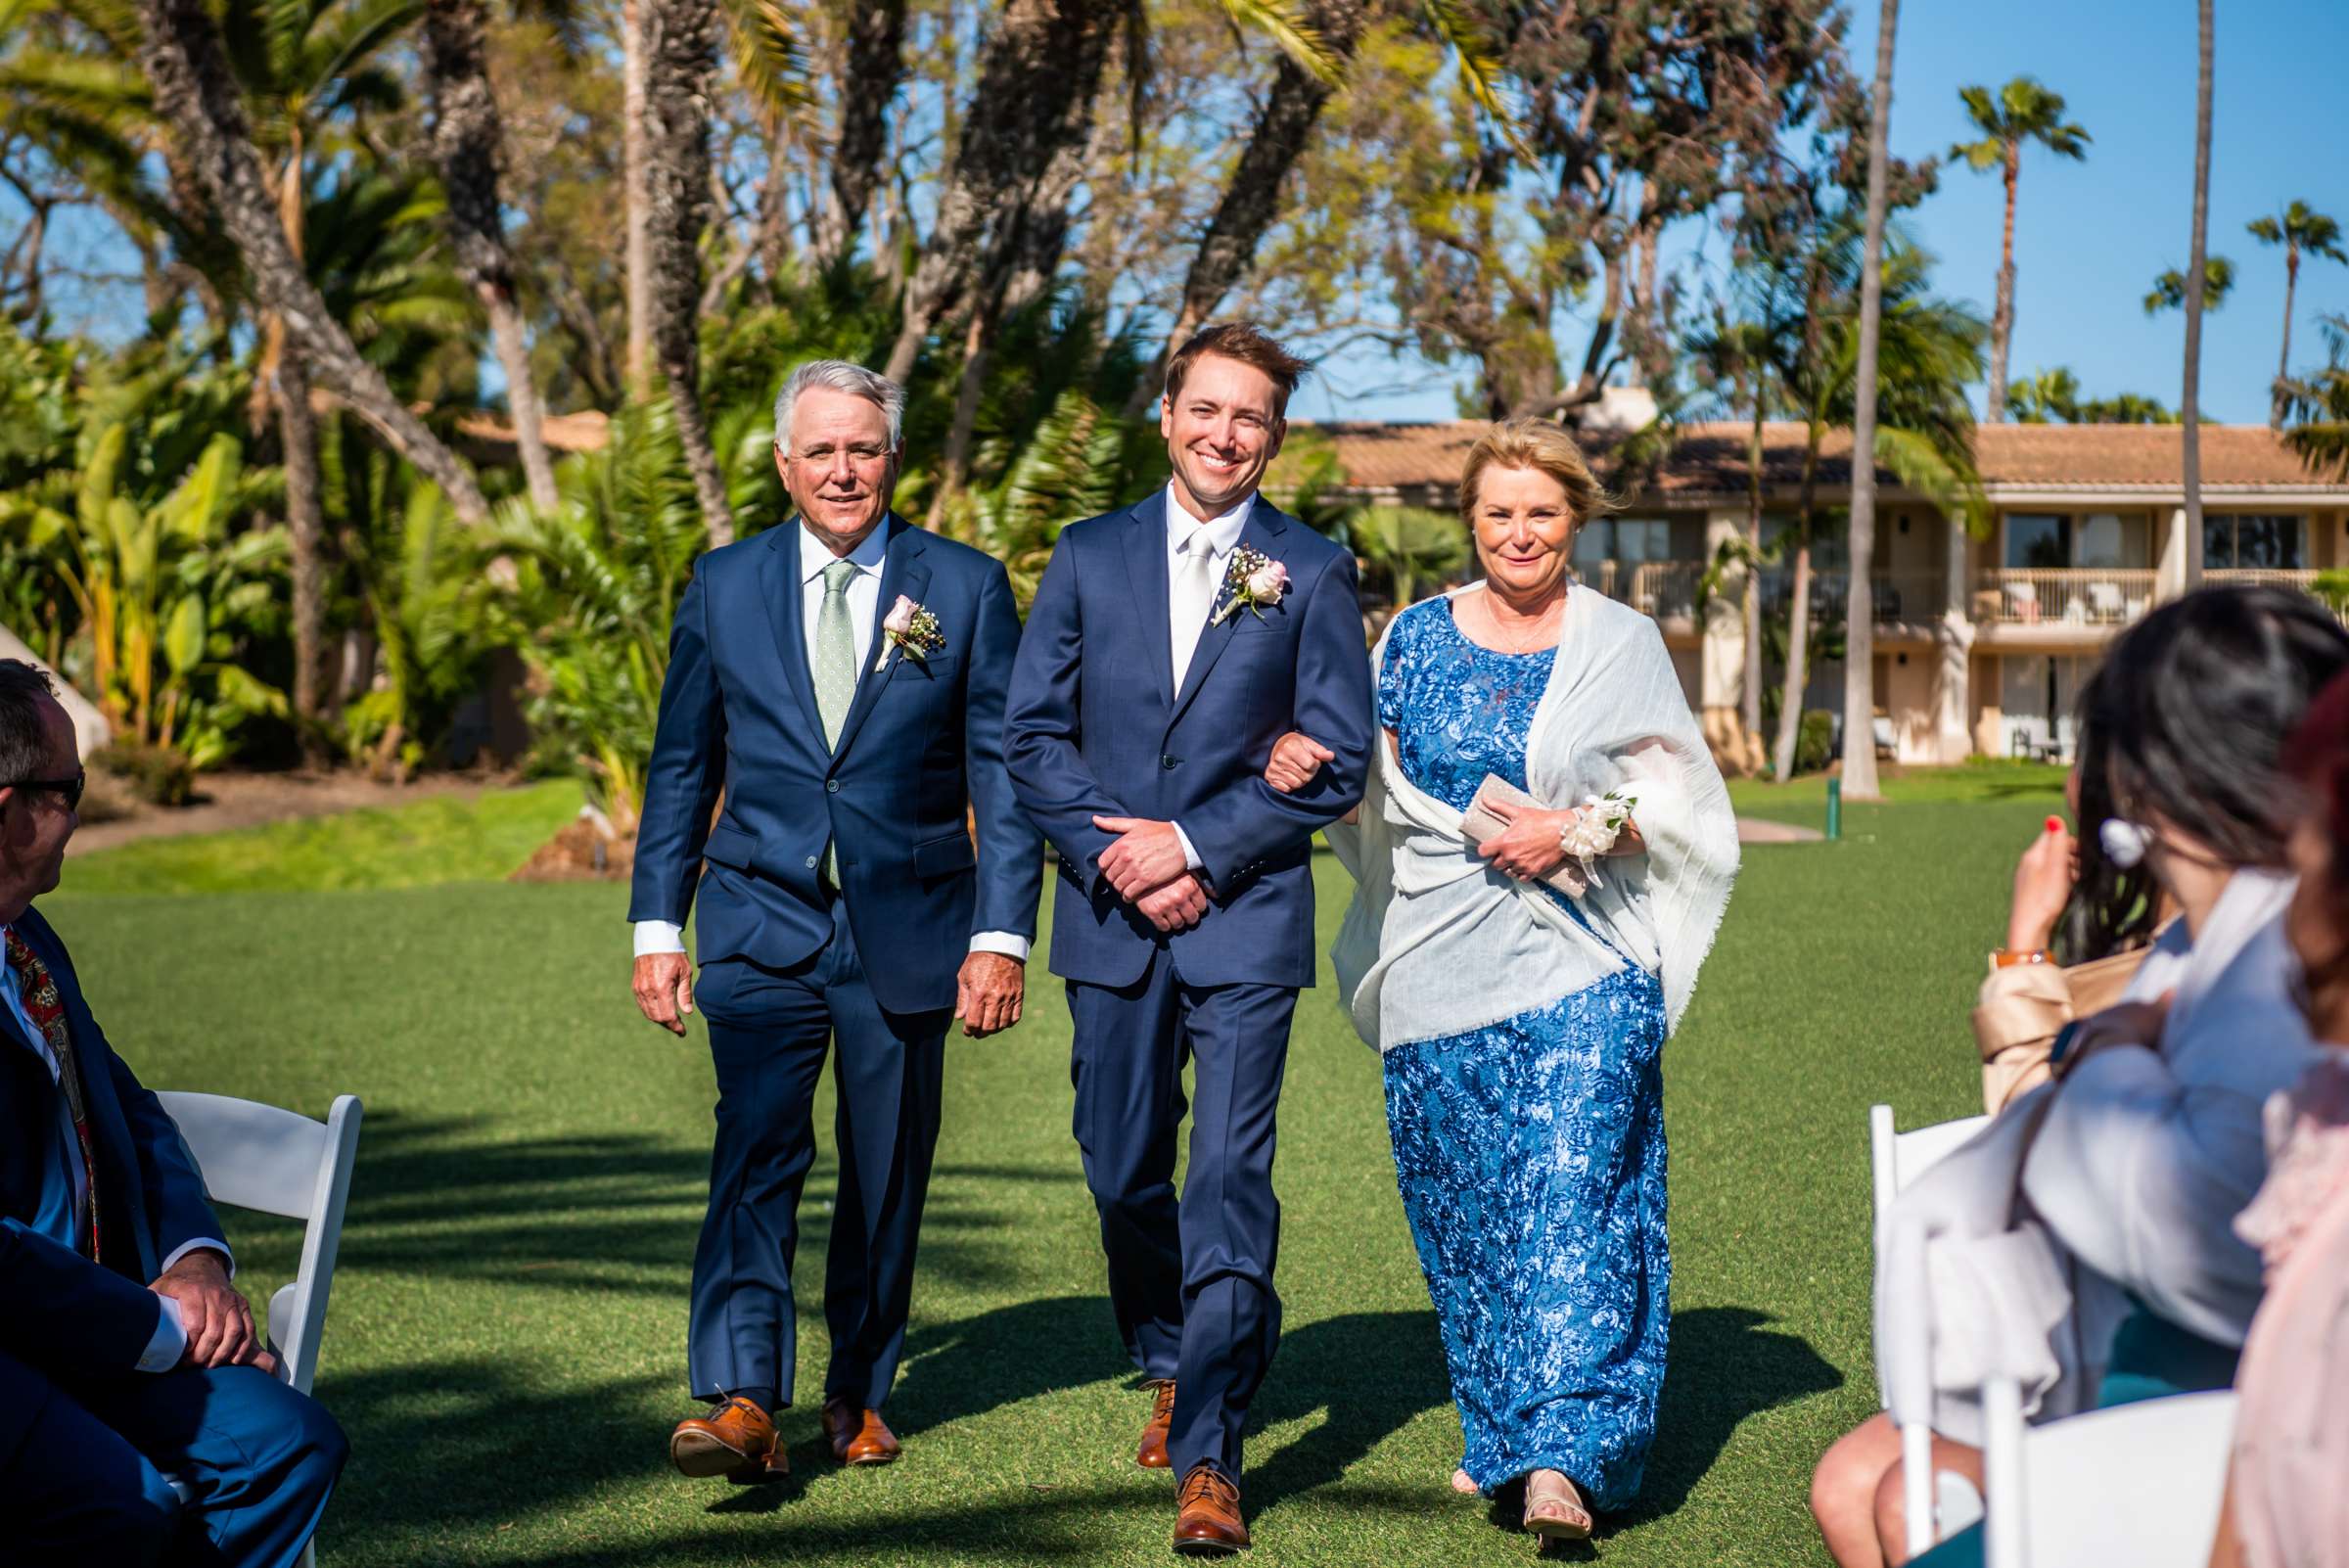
[0,1349,346,1567]
[1067,950,1296,1480]
[687,899,947,1412]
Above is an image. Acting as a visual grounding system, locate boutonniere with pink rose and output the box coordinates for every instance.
[875,594,946,671]
[1210,545,1290,625]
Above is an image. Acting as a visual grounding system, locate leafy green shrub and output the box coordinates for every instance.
[94,740,197,807]
[1795,709,1836,776]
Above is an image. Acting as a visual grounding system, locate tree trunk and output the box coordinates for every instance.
[1987,145,2017,423]
[277,350,331,763]
[421,0,559,514]
[815,0,908,269]
[1741,383,1765,751]
[134,0,492,524]
[1841,0,1899,803]
[881,0,1116,386]
[640,0,734,546]
[1124,0,1368,418]
[2181,0,2213,585]
[623,0,653,397]
[2275,248,2298,427]
[1773,541,1813,781]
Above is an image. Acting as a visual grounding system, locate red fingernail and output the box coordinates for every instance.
[2045,816,2063,833]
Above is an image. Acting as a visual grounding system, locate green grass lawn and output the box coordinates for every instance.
[42,769,2064,1566]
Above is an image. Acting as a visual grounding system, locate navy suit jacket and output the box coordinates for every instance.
[1005,492,1374,989]
[0,906,225,1446]
[627,515,1043,1015]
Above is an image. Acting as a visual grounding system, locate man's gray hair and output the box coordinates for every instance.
[0,660,58,786]
[772,361,905,454]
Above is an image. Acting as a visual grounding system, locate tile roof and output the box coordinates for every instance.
[1298,419,2349,496]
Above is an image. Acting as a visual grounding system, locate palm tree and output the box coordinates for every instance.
[1841,0,1904,801]
[2181,0,2214,587]
[2247,202,2347,425]
[1772,229,1987,783]
[1948,76,2090,425]
[2145,256,2234,314]
[2280,313,2349,482]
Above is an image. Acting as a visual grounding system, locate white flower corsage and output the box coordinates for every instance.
[1210,546,1290,625]
[1559,789,1638,884]
[875,594,945,671]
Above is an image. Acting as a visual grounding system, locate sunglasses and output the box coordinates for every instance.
[7,770,85,812]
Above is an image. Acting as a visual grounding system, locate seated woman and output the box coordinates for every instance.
[1810,586,2349,1568]
[2208,670,2349,1568]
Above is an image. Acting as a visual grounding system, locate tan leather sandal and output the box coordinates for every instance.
[1523,1468,1592,1542]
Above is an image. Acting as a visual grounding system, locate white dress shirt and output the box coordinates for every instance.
[633,522,1030,963]
[1162,486,1255,874]
[1,924,219,1373]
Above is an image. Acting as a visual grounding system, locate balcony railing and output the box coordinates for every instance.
[2208,568,2319,590]
[1574,561,1705,620]
[1759,569,1945,624]
[1974,568,2157,626]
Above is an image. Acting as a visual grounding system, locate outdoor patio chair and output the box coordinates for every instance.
[2088,582,2124,623]
[2005,582,2040,623]
[1978,1382,2235,1568]
[1869,1106,1994,1554]
[158,1090,364,1568]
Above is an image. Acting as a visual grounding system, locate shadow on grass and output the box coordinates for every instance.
[1615,1305,1842,1528]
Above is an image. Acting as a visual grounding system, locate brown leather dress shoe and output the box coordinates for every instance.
[1173,1464,1249,1555]
[821,1395,901,1465]
[1136,1379,1178,1470]
[669,1395,787,1482]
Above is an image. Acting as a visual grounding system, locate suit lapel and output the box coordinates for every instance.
[759,523,826,742]
[1170,499,1291,723]
[828,517,928,768]
[1121,492,1177,710]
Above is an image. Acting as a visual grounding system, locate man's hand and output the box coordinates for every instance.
[151,1250,262,1370]
[633,952,696,1036]
[954,951,1026,1038]
[1135,872,1210,934]
[1093,816,1190,901]
[1265,732,1336,794]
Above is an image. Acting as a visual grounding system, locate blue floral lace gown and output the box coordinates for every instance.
[1376,596,1671,1509]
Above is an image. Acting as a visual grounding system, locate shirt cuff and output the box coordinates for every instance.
[159,1237,234,1280]
[968,931,1032,963]
[1172,822,1204,872]
[633,920,688,958]
[138,1294,187,1373]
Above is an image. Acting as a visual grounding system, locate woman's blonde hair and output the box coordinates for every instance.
[1457,417,1617,529]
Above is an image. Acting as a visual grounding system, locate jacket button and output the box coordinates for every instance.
[1161,754,1177,769]
[804,854,818,869]
[826,779,841,793]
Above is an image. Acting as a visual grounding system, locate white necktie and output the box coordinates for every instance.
[1170,529,1220,690]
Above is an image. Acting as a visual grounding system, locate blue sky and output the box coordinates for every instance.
[1290,0,2349,426]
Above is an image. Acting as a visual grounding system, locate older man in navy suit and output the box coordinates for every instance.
[0,660,346,1566]
[629,361,1041,1480]
[1005,323,1374,1554]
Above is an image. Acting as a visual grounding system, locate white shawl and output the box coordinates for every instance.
[1326,583,1739,1050]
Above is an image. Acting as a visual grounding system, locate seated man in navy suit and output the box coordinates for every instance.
[0,659,347,1566]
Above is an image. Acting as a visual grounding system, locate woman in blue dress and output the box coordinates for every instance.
[1299,419,1738,1541]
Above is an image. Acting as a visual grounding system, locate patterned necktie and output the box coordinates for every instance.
[812,558,859,882]
[1170,529,1220,691]
[4,929,101,1263]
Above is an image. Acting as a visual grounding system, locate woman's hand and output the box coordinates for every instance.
[2055,993,2172,1080]
[1476,799,1572,881]
[2008,815,2077,954]
[1265,731,1336,793]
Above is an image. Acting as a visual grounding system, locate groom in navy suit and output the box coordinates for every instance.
[0,660,346,1566]
[1005,324,1373,1553]
[629,362,1041,1480]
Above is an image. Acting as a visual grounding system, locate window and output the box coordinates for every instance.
[2005,514,2071,570]
[2204,514,2305,570]
[1572,517,1671,568]
[2075,513,2150,570]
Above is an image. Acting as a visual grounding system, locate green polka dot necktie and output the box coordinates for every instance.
[813,558,858,881]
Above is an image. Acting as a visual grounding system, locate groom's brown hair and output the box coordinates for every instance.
[1162,323,1311,418]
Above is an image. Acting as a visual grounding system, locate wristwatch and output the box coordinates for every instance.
[1991,948,2052,969]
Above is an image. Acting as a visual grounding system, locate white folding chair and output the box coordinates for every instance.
[1980,1384,2235,1568]
[1869,1106,1994,1554]
[158,1092,362,1568]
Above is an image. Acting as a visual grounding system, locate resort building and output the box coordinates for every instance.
[1306,416,2349,768]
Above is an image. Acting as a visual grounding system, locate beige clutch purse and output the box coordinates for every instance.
[1458,773,1589,898]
